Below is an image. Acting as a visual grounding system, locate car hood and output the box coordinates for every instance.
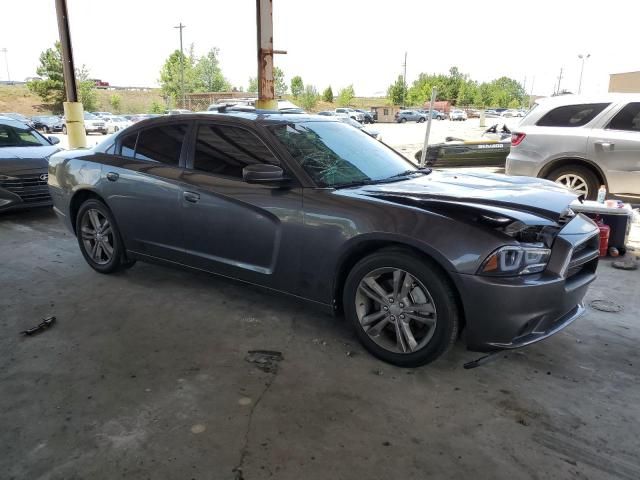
[352,170,577,223]
[0,146,61,173]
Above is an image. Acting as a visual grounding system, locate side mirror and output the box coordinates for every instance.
[48,136,60,145]
[242,164,287,185]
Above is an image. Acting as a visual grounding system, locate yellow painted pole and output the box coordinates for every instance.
[63,101,86,148]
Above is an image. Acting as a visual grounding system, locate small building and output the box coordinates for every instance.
[609,71,640,93]
[370,105,402,123]
[422,100,452,113]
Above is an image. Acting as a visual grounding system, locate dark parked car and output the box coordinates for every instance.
[355,109,376,124]
[49,113,599,366]
[32,115,64,133]
[1,116,61,212]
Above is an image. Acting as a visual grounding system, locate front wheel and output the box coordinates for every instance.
[418,117,426,123]
[546,164,599,200]
[343,248,459,367]
[62,125,67,135]
[400,118,407,123]
[76,199,132,274]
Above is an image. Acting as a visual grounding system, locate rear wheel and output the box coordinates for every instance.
[76,199,133,274]
[62,125,67,134]
[343,248,459,367]
[418,117,426,123]
[546,164,599,200]
[400,118,407,123]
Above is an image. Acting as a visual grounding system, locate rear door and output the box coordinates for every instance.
[100,122,190,262]
[588,102,640,195]
[179,119,304,292]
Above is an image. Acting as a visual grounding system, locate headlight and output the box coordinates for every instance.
[479,245,551,276]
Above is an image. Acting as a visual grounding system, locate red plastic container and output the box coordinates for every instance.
[596,216,610,257]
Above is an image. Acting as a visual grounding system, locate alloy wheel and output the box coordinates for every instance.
[80,208,114,265]
[555,173,589,197]
[355,267,437,354]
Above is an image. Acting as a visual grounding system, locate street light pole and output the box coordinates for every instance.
[0,48,10,83]
[578,53,590,94]
[174,22,186,108]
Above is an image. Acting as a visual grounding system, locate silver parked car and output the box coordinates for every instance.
[506,95,640,200]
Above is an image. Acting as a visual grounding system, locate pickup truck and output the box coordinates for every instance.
[335,108,364,122]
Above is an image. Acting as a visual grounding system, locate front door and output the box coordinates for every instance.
[179,120,303,292]
[588,102,640,195]
[100,122,190,262]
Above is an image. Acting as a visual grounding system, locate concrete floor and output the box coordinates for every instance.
[2,208,639,480]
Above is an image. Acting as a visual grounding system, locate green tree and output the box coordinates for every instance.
[27,42,65,113]
[387,75,408,106]
[336,85,355,107]
[76,66,98,112]
[193,47,230,92]
[247,76,258,92]
[159,49,195,105]
[290,75,304,98]
[109,93,122,113]
[322,85,334,102]
[274,66,287,95]
[299,85,319,111]
[149,101,165,114]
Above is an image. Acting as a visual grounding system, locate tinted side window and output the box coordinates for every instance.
[536,103,610,127]
[135,124,188,165]
[121,132,137,158]
[193,124,278,178]
[607,103,640,132]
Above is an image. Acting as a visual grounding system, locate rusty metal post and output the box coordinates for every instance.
[256,0,286,110]
[55,0,86,148]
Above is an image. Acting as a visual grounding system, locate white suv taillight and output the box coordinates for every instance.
[511,132,526,146]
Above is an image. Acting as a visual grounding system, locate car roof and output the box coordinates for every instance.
[0,116,28,128]
[535,93,640,108]
[127,111,338,130]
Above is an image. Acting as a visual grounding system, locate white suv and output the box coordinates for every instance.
[506,95,640,200]
[335,108,364,122]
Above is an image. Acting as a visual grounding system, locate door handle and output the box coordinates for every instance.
[595,141,615,151]
[183,191,200,203]
[106,172,119,182]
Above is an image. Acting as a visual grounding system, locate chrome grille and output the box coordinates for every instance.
[0,174,51,204]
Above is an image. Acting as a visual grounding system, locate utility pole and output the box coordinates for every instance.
[529,76,535,108]
[578,53,590,94]
[555,67,563,95]
[402,51,407,108]
[256,0,286,110]
[54,0,86,148]
[0,48,10,83]
[174,22,186,109]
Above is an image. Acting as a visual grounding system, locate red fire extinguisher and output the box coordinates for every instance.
[595,215,610,257]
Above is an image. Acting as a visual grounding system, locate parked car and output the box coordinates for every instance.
[103,115,132,134]
[91,111,113,118]
[507,95,640,200]
[395,110,427,123]
[335,108,364,122]
[0,116,61,212]
[355,109,376,124]
[337,116,382,141]
[449,109,468,121]
[418,110,446,120]
[317,111,337,117]
[501,109,522,118]
[31,115,64,133]
[466,109,481,118]
[62,112,107,135]
[130,114,162,124]
[49,113,599,367]
[166,109,192,115]
[414,124,512,168]
[0,112,35,128]
[484,109,501,118]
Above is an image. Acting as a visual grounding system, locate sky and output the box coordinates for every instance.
[2,0,639,98]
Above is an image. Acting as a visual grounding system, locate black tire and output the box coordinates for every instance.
[62,125,67,135]
[343,248,459,367]
[418,117,426,123]
[400,118,407,123]
[545,164,600,200]
[44,126,50,133]
[76,199,131,274]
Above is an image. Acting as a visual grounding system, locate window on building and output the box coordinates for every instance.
[383,109,389,116]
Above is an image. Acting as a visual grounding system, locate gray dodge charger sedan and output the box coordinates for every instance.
[48,113,600,366]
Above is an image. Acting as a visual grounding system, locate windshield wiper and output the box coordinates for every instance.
[384,168,431,180]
